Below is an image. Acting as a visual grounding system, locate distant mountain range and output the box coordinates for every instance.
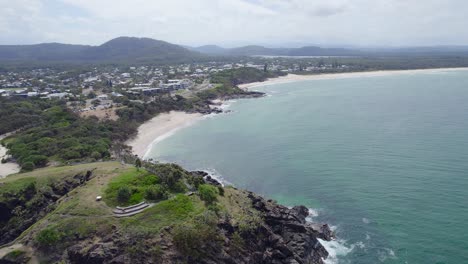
[1,37,468,65]
[0,37,202,64]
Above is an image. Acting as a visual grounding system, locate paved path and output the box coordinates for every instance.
[113,202,151,218]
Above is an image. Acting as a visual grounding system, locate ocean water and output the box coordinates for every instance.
[147,70,468,263]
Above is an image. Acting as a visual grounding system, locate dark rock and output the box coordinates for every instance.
[204,175,222,186]
[0,171,94,246]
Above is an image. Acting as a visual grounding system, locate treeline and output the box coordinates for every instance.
[210,67,286,86]
[1,99,136,171]
[116,94,211,123]
[0,98,55,135]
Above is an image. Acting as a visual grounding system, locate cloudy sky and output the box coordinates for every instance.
[1,0,467,47]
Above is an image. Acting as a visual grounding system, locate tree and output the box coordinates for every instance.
[117,185,132,203]
[135,158,142,171]
[264,63,268,73]
[144,185,168,201]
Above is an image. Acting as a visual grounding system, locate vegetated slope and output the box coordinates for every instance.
[0,37,202,64]
[190,45,227,55]
[0,162,334,264]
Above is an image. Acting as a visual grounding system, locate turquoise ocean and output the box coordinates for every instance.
[147,69,468,263]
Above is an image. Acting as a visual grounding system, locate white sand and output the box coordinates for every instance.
[239,67,468,90]
[0,134,20,178]
[127,111,203,159]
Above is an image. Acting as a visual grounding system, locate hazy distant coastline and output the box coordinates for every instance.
[239,67,468,90]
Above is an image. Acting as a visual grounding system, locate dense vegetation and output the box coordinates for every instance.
[0,98,55,135]
[104,164,193,206]
[5,104,135,170]
[0,99,135,170]
[115,94,209,123]
[210,67,286,86]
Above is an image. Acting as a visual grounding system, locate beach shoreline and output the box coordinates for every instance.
[126,111,204,159]
[0,134,20,178]
[238,67,468,90]
[129,67,468,160]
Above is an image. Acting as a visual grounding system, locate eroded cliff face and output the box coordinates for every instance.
[0,171,94,246]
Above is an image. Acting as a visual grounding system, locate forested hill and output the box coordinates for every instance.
[0,37,202,64]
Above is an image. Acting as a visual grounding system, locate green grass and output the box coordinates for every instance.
[0,161,123,183]
[122,194,206,233]
[0,177,36,201]
[104,168,162,206]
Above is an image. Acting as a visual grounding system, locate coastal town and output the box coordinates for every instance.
[0,58,352,121]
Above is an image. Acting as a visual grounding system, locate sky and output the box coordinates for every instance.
[1,0,468,47]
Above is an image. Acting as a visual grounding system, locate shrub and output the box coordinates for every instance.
[117,185,132,203]
[144,185,168,201]
[171,180,188,193]
[91,151,102,160]
[218,186,225,196]
[61,150,81,160]
[173,220,220,260]
[24,155,48,167]
[22,162,35,172]
[207,204,222,215]
[198,184,218,204]
[36,228,61,247]
[187,175,204,188]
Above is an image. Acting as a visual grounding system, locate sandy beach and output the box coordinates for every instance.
[239,67,468,90]
[0,134,20,178]
[128,67,468,160]
[126,111,203,158]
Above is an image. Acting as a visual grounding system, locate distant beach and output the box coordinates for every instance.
[127,111,203,158]
[129,67,468,160]
[0,134,20,178]
[239,67,468,90]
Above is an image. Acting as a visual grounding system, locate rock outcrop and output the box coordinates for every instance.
[246,192,332,263]
[55,177,333,264]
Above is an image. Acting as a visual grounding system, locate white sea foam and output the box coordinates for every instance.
[205,100,237,119]
[362,217,370,224]
[319,238,355,264]
[308,208,319,218]
[304,209,353,264]
[355,241,366,249]
[378,248,397,262]
[198,168,233,187]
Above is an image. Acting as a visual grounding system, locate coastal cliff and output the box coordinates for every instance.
[0,162,333,264]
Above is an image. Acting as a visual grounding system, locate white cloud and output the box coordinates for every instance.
[0,0,467,46]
